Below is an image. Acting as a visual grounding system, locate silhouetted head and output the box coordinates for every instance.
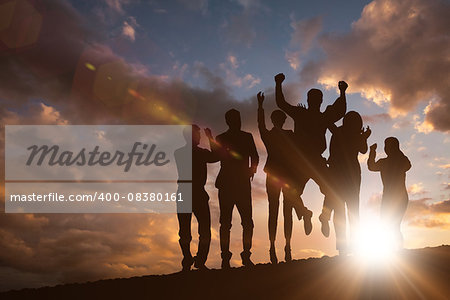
[343,111,363,134]
[307,89,323,111]
[270,110,287,129]
[183,124,201,146]
[384,137,400,156]
[225,109,241,131]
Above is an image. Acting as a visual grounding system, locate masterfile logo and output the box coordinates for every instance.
[5,125,192,213]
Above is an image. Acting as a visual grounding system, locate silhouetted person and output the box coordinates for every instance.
[257,91,313,264]
[321,111,371,255]
[368,137,411,248]
[274,73,347,236]
[208,109,259,269]
[174,125,218,271]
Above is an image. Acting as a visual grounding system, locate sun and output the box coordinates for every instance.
[352,220,398,264]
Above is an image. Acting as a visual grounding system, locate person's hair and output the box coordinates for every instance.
[307,88,323,105]
[225,109,240,124]
[270,110,287,123]
[384,137,402,156]
[343,111,363,132]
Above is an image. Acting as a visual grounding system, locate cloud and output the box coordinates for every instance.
[297,0,450,132]
[284,16,322,71]
[361,113,391,124]
[228,55,239,69]
[405,198,450,229]
[290,15,322,53]
[285,50,301,71]
[104,0,130,14]
[122,16,138,41]
[408,182,427,195]
[218,56,261,89]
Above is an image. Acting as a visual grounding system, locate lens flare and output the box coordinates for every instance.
[353,221,397,264]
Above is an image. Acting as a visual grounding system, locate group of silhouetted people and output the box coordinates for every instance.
[175,73,411,271]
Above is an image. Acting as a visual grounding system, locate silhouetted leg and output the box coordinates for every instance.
[346,181,360,250]
[282,195,294,262]
[316,163,335,238]
[236,184,254,266]
[193,190,211,268]
[218,189,234,265]
[292,175,309,218]
[282,190,294,246]
[266,175,281,264]
[394,198,408,249]
[321,195,333,221]
[266,175,281,245]
[177,212,194,270]
[289,181,313,235]
[333,199,346,253]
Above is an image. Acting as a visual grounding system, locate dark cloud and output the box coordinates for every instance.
[298,0,450,132]
[290,16,322,53]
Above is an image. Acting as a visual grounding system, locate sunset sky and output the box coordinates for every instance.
[0,0,449,291]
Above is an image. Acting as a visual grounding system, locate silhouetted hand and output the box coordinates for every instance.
[338,81,348,92]
[298,103,306,109]
[362,126,371,139]
[370,143,377,151]
[204,128,213,140]
[257,92,265,107]
[275,73,285,84]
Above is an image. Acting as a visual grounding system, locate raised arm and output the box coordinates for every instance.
[257,92,268,132]
[205,128,222,162]
[367,143,381,171]
[275,73,298,118]
[201,129,220,163]
[324,81,348,124]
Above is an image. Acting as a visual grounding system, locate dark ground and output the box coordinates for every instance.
[2,245,450,300]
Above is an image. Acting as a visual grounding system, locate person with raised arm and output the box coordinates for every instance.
[368,137,411,248]
[323,111,371,255]
[257,91,313,263]
[274,73,347,237]
[207,109,259,269]
[174,125,219,271]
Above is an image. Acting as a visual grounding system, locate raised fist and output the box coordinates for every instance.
[362,126,372,139]
[370,143,377,151]
[338,81,348,92]
[275,73,285,84]
[257,91,265,106]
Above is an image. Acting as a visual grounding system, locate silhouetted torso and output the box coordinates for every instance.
[215,130,258,189]
[376,155,411,200]
[175,144,217,201]
[287,102,345,156]
[328,126,366,174]
[260,127,296,179]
